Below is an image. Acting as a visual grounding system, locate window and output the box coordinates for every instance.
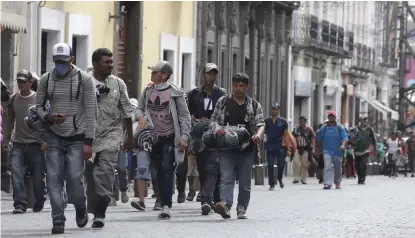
[162,49,174,82]
[71,35,88,70]
[72,36,77,65]
[181,53,191,89]
[207,48,213,62]
[41,31,48,75]
[221,51,225,82]
[232,53,238,73]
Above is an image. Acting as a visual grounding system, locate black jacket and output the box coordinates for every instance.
[186,85,227,120]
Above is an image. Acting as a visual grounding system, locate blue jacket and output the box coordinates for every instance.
[316,124,348,157]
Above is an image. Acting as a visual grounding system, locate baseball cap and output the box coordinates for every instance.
[16,69,33,82]
[328,110,336,116]
[148,61,173,75]
[52,43,72,62]
[271,103,281,109]
[203,63,219,73]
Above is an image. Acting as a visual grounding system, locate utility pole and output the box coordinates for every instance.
[398,1,407,129]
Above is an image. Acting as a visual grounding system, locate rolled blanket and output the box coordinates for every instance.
[190,121,210,152]
[132,119,158,152]
[202,123,251,151]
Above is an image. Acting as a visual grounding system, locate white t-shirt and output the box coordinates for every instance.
[387,138,399,154]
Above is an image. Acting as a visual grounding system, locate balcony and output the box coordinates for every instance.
[350,43,375,74]
[291,13,349,58]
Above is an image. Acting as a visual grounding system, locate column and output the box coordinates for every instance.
[226,2,237,90]
[239,2,250,73]
[22,2,41,74]
[341,74,349,127]
[214,2,226,86]
[274,9,285,106]
[247,6,257,97]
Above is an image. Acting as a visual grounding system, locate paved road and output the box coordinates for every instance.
[1,176,415,238]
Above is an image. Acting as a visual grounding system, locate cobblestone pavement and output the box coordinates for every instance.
[1,176,415,238]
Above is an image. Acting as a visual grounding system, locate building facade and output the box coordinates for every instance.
[195,1,299,127]
[292,1,398,135]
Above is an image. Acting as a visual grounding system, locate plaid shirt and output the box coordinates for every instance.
[210,95,265,134]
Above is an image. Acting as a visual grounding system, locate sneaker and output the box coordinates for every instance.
[269,186,275,191]
[292,180,299,184]
[91,217,105,229]
[201,203,211,215]
[215,202,231,219]
[335,184,341,189]
[411,174,414,178]
[158,206,171,219]
[186,191,196,201]
[121,191,129,203]
[177,192,186,203]
[196,192,201,202]
[278,179,284,188]
[237,206,247,219]
[51,223,65,234]
[300,180,307,184]
[75,208,88,228]
[318,179,323,184]
[33,199,46,212]
[108,197,117,206]
[151,194,157,198]
[131,200,146,211]
[12,207,26,214]
[153,200,162,211]
[323,184,331,189]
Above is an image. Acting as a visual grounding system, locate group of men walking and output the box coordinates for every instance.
[2,41,413,236]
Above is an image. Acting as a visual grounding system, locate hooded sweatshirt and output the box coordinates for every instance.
[35,65,97,144]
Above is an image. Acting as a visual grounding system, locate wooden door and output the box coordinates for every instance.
[117,10,128,80]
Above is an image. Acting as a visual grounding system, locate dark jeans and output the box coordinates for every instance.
[11,142,47,210]
[219,150,254,209]
[387,154,397,177]
[151,135,175,208]
[45,133,87,224]
[408,153,415,173]
[176,152,188,193]
[117,148,129,192]
[266,148,286,186]
[196,150,220,205]
[355,153,369,182]
[345,155,355,178]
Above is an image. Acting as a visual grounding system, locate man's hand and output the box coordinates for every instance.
[216,128,226,136]
[123,137,133,152]
[178,139,187,152]
[41,143,47,152]
[137,116,147,130]
[251,133,262,144]
[1,144,8,151]
[340,145,345,151]
[46,113,67,124]
[200,117,209,122]
[83,144,93,161]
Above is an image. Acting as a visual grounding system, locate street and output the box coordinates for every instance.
[1,176,414,238]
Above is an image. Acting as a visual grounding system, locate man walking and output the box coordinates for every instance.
[211,72,265,219]
[186,63,226,214]
[135,60,191,219]
[35,43,97,234]
[291,116,315,184]
[2,70,47,214]
[316,111,348,190]
[406,131,415,177]
[264,103,292,190]
[85,48,133,228]
[353,117,377,185]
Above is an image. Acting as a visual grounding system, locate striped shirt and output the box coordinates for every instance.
[292,126,315,148]
[36,65,97,144]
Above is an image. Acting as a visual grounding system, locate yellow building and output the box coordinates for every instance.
[39,1,115,74]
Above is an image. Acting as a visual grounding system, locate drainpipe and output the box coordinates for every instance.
[36,2,42,74]
[192,1,197,89]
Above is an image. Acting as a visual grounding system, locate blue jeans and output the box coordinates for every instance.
[267,148,286,186]
[45,133,86,224]
[219,150,254,209]
[150,136,175,208]
[323,153,343,186]
[11,142,46,209]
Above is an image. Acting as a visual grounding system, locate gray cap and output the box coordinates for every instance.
[148,61,173,75]
[203,63,219,73]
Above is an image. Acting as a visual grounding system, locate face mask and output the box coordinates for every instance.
[55,63,70,77]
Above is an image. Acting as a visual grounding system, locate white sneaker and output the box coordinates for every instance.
[121,191,129,203]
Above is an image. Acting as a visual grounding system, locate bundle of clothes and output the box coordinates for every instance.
[190,121,251,152]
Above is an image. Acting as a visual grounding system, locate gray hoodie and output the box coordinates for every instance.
[136,82,191,145]
[35,65,97,144]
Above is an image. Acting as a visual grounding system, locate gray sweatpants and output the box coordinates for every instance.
[85,149,118,214]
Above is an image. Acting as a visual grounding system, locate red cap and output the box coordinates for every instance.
[328,110,336,116]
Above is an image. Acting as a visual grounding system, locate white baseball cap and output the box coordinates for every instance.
[52,43,72,62]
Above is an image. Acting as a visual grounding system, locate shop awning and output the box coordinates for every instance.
[0,1,27,31]
[370,99,399,121]
[356,93,399,121]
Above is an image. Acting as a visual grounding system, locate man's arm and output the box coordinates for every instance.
[209,96,224,124]
[370,127,377,148]
[82,75,97,145]
[117,79,133,141]
[310,127,316,151]
[136,87,147,119]
[35,73,49,120]
[2,98,16,144]
[340,126,348,147]
[253,101,265,137]
[175,94,191,142]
